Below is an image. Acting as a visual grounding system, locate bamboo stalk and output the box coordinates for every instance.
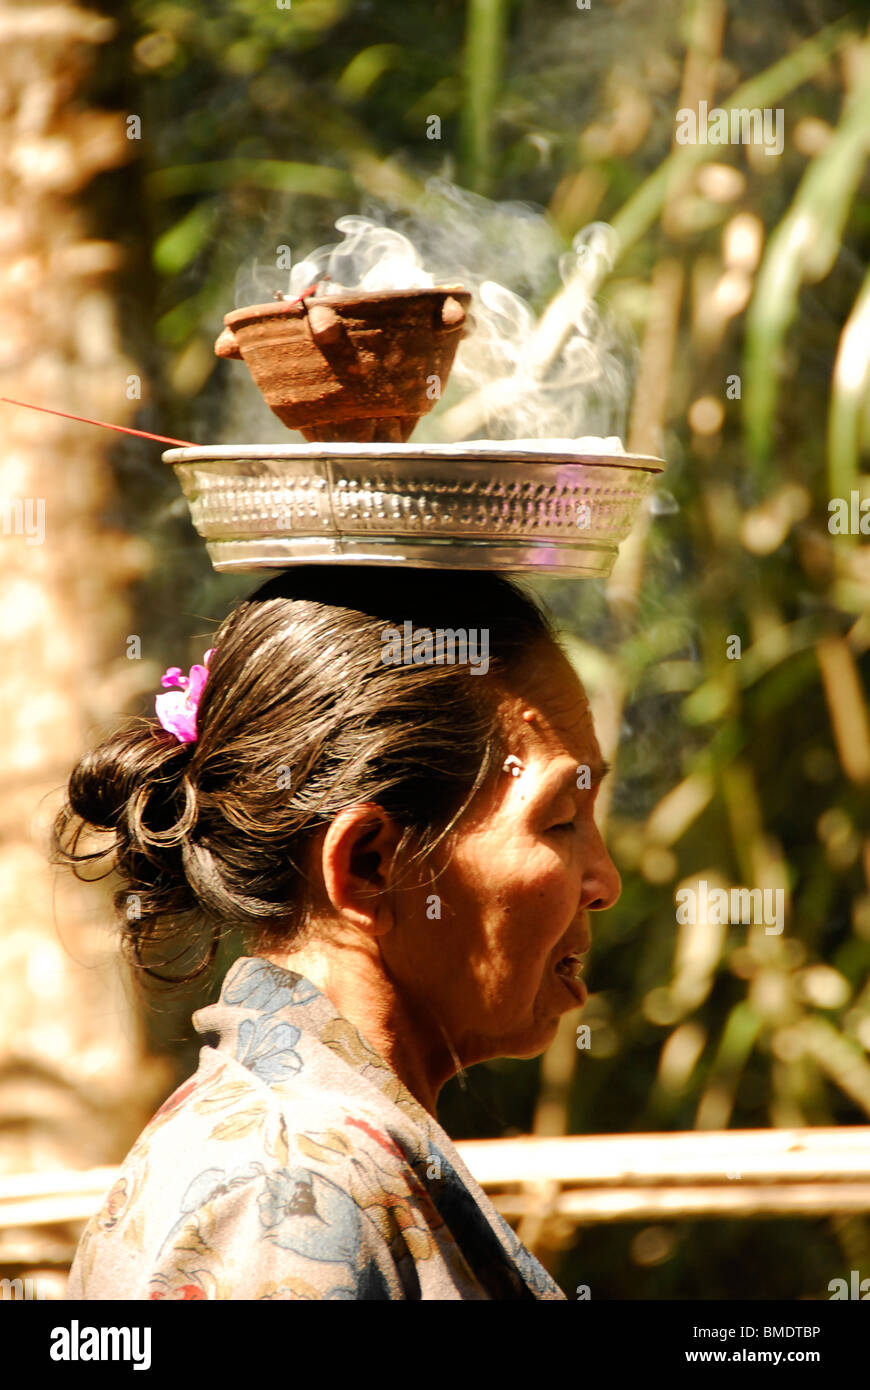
[743,46,870,469]
[828,263,870,510]
[4,1130,870,1231]
[494,1184,870,1222]
[457,1127,870,1186]
[460,0,508,195]
[0,1193,114,1231]
[662,0,726,240]
[0,1166,119,1201]
[816,637,870,785]
[0,1128,864,1194]
[598,258,685,810]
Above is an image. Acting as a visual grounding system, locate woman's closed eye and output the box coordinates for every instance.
[548,819,577,834]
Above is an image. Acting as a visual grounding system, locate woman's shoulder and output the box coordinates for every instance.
[67,959,567,1300]
[67,1045,441,1300]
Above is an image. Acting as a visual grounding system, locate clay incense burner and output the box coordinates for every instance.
[214,287,471,443]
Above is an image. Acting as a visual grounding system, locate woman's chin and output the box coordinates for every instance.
[496,1014,563,1060]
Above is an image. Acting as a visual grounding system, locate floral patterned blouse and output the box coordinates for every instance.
[68,956,566,1300]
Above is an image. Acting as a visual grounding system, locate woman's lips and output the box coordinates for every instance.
[558,971,587,1005]
[555,954,587,1004]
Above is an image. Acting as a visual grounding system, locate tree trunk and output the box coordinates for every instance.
[0,0,170,1295]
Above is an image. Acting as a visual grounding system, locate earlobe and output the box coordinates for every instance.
[321,806,400,934]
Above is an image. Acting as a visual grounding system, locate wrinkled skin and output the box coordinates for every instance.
[268,641,621,1115]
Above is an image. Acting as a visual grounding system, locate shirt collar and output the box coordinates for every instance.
[194,954,434,1129]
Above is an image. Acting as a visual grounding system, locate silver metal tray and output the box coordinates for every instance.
[163,442,665,576]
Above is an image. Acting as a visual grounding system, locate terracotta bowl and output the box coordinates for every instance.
[214,287,471,443]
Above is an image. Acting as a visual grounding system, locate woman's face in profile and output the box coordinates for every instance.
[386,641,622,1066]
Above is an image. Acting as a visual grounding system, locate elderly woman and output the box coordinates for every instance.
[58,566,619,1300]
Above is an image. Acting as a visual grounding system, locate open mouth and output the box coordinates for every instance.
[555,953,587,1004]
[555,953,585,981]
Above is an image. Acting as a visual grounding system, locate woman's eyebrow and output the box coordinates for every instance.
[549,758,611,795]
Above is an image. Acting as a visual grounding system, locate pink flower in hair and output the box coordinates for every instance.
[155,647,216,744]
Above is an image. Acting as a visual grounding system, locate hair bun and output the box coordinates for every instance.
[66,724,190,834]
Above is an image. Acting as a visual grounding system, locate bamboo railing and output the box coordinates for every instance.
[2,1128,869,1241]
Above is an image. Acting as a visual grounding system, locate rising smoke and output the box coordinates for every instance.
[231,181,634,447]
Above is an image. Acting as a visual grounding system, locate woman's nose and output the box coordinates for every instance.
[585,826,622,911]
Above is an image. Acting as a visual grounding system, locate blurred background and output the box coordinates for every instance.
[1,0,869,1299]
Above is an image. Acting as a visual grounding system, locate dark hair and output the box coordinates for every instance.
[53,566,555,981]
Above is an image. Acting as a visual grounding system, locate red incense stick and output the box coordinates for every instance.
[0,397,197,448]
[1,282,327,447]
[293,282,323,305]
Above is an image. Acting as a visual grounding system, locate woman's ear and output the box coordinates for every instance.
[320,805,401,935]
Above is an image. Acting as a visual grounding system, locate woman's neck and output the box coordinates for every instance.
[261,941,456,1118]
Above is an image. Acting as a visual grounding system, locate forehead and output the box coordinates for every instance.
[498,642,600,767]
